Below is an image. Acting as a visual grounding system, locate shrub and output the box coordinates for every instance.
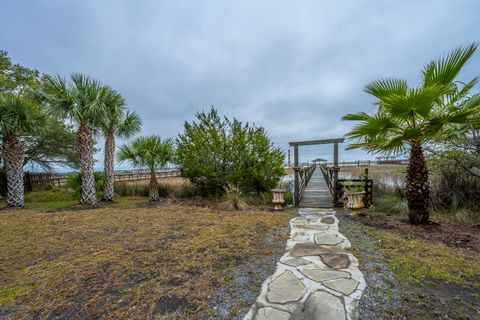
[66,172,104,198]
[176,107,285,195]
[429,160,480,213]
[219,184,248,211]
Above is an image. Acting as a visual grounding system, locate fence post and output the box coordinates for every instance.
[294,144,299,206]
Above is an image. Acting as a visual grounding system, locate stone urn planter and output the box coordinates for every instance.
[345,191,365,210]
[271,189,286,211]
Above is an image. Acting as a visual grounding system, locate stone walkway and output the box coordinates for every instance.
[244,208,366,320]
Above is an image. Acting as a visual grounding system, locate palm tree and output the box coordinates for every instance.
[0,94,44,207]
[342,44,479,224]
[117,136,174,201]
[41,74,108,205]
[99,88,141,201]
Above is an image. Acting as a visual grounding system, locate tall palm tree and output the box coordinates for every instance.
[117,136,174,201]
[41,74,108,205]
[0,94,44,207]
[343,44,479,224]
[99,88,141,201]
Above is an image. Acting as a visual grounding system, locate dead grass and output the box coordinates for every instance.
[339,164,406,179]
[0,194,291,319]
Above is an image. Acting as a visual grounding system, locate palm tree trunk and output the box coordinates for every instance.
[149,171,159,201]
[102,132,115,201]
[77,123,97,205]
[405,139,430,224]
[2,134,25,207]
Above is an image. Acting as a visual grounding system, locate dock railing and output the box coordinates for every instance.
[293,163,317,204]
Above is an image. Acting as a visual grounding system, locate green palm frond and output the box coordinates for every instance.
[96,86,142,138]
[116,111,142,138]
[0,93,45,135]
[422,43,477,86]
[382,85,446,121]
[461,94,480,111]
[364,78,407,99]
[341,112,370,121]
[345,112,399,140]
[117,135,174,172]
[41,73,108,126]
[344,45,478,157]
[446,77,479,105]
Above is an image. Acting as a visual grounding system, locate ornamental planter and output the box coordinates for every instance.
[271,189,286,211]
[345,191,365,210]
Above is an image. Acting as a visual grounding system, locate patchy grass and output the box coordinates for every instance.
[0,193,291,319]
[338,210,480,319]
[367,227,480,287]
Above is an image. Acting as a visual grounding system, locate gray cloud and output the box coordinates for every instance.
[1,0,479,165]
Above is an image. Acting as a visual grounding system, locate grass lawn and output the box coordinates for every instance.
[0,190,292,319]
[338,209,480,319]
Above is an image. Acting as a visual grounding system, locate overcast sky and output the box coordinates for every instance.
[1,0,480,167]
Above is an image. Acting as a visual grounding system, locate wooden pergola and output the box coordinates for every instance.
[288,138,345,206]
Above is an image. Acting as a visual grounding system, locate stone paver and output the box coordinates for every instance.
[244,208,366,320]
[300,269,350,282]
[254,307,293,320]
[323,278,359,295]
[304,291,346,320]
[321,216,335,224]
[281,257,311,267]
[267,270,306,303]
[314,233,343,245]
[319,252,351,269]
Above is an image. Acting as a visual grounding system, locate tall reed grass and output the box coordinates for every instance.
[114,178,199,199]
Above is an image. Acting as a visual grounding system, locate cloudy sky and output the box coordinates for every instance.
[2,0,480,166]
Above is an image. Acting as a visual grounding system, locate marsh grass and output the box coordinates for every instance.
[114,178,199,199]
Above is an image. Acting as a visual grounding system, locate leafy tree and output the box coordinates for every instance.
[0,94,44,207]
[0,51,78,171]
[41,74,109,205]
[0,50,43,95]
[21,117,78,171]
[176,107,284,194]
[99,88,141,201]
[343,44,479,224]
[117,136,174,201]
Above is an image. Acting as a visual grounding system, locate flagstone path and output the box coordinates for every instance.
[244,208,366,320]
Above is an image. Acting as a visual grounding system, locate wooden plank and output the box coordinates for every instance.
[289,138,345,146]
[299,167,333,208]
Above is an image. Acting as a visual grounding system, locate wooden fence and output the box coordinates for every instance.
[287,159,408,168]
[0,170,181,195]
[336,178,373,207]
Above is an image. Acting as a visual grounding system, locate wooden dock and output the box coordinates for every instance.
[299,166,332,208]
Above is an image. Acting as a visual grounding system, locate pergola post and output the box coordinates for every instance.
[333,142,339,206]
[293,144,299,206]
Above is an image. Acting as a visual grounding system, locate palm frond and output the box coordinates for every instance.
[422,43,478,86]
[382,85,446,121]
[345,112,399,140]
[341,112,370,121]
[364,78,407,100]
[117,135,174,172]
[0,93,45,135]
[116,111,142,138]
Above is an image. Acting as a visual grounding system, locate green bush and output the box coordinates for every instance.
[176,107,285,195]
[66,172,104,198]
